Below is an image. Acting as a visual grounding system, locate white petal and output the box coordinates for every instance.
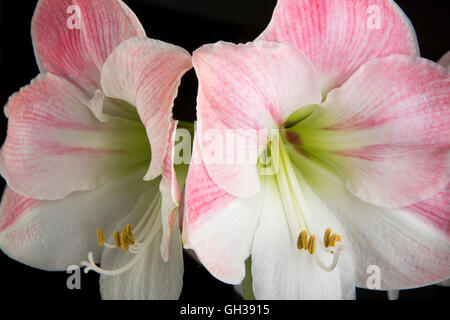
[99,186,183,299]
[251,176,355,299]
[0,167,149,271]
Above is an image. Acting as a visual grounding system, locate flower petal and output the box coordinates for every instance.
[0,73,150,200]
[193,40,322,198]
[438,51,450,69]
[307,55,449,207]
[258,0,419,93]
[0,167,149,271]
[32,0,145,93]
[99,187,183,299]
[183,138,262,284]
[101,37,192,181]
[302,158,450,289]
[159,120,181,261]
[408,183,449,236]
[251,177,355,299]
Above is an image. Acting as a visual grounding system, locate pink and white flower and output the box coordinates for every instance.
[0,0,191,299]
[183,0,450,299]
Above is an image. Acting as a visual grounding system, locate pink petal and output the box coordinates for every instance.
[0,168,149,271]
[183,138,262,284]
[0,73,149,200]
[319,55,449,207]
[160,120,181,261]
[101,37,192,181]
[308,171,450,289]
[193,40,322,197]
[408,183,449,235]
[258,0,419,93]
[32,0,145,94]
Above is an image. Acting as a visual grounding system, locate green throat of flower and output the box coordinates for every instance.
[80,98,165,276]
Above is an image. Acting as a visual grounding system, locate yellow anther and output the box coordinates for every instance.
[324,228,332,247]
[336,235,342,242]
[297,231,308,250]
[122,226,135,245]
[97,229,105,247]
[330,234,337,247]
[114,231,121,248]
[120,232,129,251]
[125,224,132,235]
[307,235,316,255]
[124,232,135,245]
[297,233,303,250]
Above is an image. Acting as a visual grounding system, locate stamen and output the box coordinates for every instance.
[97,229,105,247]
[120,232,129,251]
[297,230,308,250]
[307,235,316,255]
[270,133,344,272]
[81,196,163,276]
[324,228,331,247]
[323,228,341,248]
[297,230,316,255]
[114,231,121,248]
[124,231,135,245]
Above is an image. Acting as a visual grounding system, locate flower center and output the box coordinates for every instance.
[258,123,343,272]
[81,182,163,276]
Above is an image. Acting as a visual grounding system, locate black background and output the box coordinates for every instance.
[0,0,449,301]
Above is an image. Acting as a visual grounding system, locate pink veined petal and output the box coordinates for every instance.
[101,37,192,181]
[0,168,149,271]
[318,55,449,208]
[0,73,149,200]
[183,137,262,284]
[193,40,322,198]
[305,169,450,290]
[160,120,181,261]
[32,0,146,94]
[408,183,449,235]
[258,0,419,94]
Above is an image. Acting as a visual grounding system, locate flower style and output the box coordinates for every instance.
[183,0,450,299]
[0,0,192,299]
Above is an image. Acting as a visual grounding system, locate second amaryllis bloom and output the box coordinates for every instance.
[183,0,450,299]
[0,0,192,299]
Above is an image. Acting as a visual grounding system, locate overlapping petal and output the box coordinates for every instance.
[0,73,150,200]
[302,55,450,207]
[101,37,192,181]
[304,166,450,289]
[99,185,183,299]
[193,41,322,198]
[32,0,146,93]
[160,120,181,261]
[183,138,263,284]
[258,0,419,93]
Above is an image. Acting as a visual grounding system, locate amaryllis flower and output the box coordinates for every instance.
[0,0,192,299]
[183,0,450,299]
